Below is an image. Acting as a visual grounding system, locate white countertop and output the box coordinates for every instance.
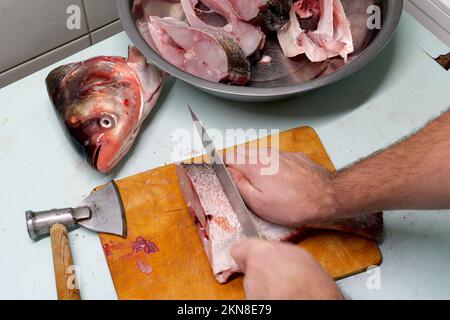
[0,12,449,300]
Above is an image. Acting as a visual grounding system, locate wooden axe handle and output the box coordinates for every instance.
[50,224,81,300]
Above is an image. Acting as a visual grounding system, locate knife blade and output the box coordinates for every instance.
[188,105,262,239]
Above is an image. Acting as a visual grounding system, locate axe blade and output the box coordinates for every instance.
[78,181,127,238]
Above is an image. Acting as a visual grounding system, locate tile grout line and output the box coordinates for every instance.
[0,34,91,74]
[81,0,94,45]
[0,19,121,77]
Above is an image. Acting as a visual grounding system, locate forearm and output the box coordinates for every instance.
[331,110,450,217]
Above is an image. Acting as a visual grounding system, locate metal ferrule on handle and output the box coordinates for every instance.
[26,207,91,240]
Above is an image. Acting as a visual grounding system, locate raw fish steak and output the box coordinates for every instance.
[177,163,383,283]
[46,47,164,173]
[278,0,354,62]
[180,0,266,58]
[144,16,251,85]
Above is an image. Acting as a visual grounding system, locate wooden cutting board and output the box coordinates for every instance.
[98,126,382,300]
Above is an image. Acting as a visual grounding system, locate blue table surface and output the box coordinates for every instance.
[0,12,449,299]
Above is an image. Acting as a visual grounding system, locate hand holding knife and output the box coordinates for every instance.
[188,105,262,240]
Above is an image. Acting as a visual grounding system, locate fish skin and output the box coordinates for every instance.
[206,29,252,85]
[256,0,293,30]
[46,64,78,101]
[305,212,384,242]
[228,0,293,31]
[177,163,384,283]
[46,47,164,173]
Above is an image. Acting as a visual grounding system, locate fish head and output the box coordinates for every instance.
[62,92,140,173]
[46,47,164,173]
[47,56,145,173]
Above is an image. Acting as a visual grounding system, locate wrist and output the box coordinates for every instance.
[321,178,341,221]
[293,172,341,226]
[330,168,379,219]
[329,170,358,218]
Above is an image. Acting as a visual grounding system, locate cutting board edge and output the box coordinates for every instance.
[334,246,383,281]
[302,126,336,170]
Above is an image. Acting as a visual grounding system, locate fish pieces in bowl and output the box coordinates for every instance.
[132,0,372,88]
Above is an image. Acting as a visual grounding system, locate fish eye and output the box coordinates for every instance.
[99,115,114,129]
[101,119,111,128]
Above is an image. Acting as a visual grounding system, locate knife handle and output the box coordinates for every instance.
[50,224,81,300]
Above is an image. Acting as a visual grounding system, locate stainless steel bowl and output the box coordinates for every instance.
[117,0,403,102]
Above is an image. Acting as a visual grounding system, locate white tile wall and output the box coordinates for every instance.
[83,0,119,31]
[0,0,89,73]
[0,36,91,89]
[91,20,123,44]
[0,0,122,89]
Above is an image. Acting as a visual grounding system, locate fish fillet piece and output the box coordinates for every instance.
[46,47,164,173]
[181,0,266,58]
[146,16,251,85]
[177,163,384,284]
[227,0,292,30]
[278,0,353,62]
[331,0,354,59]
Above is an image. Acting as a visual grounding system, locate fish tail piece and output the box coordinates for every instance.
[350,212,384,242]
[307,212,384,242]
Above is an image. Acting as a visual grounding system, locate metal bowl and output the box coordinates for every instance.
[117,0,403,102]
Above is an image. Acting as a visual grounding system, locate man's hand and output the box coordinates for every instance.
[225,148,337,227]
[231,239,343,300]
[227,108,450,224]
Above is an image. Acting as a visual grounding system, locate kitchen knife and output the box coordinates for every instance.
[188,105,262,239]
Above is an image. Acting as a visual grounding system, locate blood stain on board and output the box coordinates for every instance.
[102,241,127,257]
[103,243,113,256]
[137,259,153,275]
[103,237,159,275]
[131,237,159,276]
[132,237,159,254]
